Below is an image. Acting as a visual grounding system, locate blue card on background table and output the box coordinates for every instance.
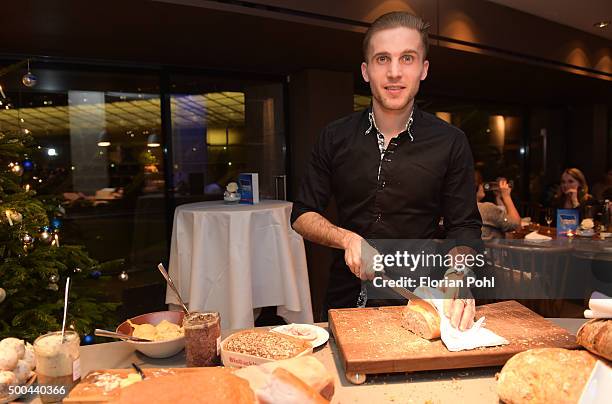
[557,209,579,235]
[239,173,259,204]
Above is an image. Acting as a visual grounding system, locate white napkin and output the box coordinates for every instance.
[584,291,612,319]
[524,231,552,242]
[579,360,612,404]
[413,287,509,352]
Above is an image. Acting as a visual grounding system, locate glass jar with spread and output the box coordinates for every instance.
[183,312,220,367]
[33,331,80,403]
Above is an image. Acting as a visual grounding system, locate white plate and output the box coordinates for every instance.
[577,229,595,237]
[271,324,329,349]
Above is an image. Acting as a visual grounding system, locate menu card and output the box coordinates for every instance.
[557,208,579,235]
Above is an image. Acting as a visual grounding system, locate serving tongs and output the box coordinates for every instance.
[94,329,153,342]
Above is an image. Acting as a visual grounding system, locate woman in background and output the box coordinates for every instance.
[552,168,593,209]
[475,171,521,239]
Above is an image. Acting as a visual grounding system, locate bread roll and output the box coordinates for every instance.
[22,343,36,370]
[0,346,18,371]
[12,360,32,384]
[0,338,25,359]
[497,348,599,404]
[577,319,612,361]
[401,301,440,339]
[235,355,334,401]
[113,368,255,404]
[256,368,328,404]
[0,371,17,397]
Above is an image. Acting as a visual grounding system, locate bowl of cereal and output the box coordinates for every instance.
[116,311,185,358]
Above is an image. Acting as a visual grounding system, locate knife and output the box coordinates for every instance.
[374,271,435,311]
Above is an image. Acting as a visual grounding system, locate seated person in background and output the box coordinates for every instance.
[551,168,594,210]
[475,171,521,239]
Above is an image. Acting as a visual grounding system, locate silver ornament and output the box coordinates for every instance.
[40,230,52,244]
[22,233,33,244]
[0,287,6,303]
[47,283,59,291]
[74,267,82,273]
[119,271,129,282]
[49,274,59,283]
[22,72,38,87]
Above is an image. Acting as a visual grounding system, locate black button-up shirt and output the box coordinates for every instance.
[291,106,482,239]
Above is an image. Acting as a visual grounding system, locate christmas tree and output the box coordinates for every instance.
[0,128,122,342]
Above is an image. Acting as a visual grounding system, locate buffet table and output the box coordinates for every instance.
[19,318,587,404]
[166,200,313,329]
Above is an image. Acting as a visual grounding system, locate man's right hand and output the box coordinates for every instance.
[342,232,375,280]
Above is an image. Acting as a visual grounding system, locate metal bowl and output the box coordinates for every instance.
[116,311,185,358]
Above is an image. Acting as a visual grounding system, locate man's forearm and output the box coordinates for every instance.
[292,212,355,249]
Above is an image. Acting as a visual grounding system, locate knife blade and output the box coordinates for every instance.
[374,271,435,310]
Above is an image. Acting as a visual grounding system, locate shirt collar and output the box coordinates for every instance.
[364,105,415,142]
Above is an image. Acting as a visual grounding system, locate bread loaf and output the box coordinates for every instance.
[576,319,612,361]
[256,368,328,404]
[235,355,334,401]
[401,301,440,339]
[497,348,598,404]
[113,368,255,404]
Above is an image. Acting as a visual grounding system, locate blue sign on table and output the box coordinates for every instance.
[557,209,579,235]
[239,173,259,204]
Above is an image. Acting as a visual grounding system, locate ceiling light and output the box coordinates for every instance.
[594,21,610,28]
[97,131,111,147]
[147,133,160,147]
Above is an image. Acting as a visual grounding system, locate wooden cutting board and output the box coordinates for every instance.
[64,368,203,403]
[329,300,579,382]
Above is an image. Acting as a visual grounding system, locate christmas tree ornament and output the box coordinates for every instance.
[49,274,59,283]
[90,270,102,279]
[22,159,33,171]
[9,210,22,224]
[82,335,94,345]
[74,267,82,273]
[8,162,24,176]
[22,60,37,88]
[119,271,129,282]
[0,287,6,303]
[22,233,33,245]
[47,283,59,291]
[51,217,62,229]
[4,209,22,225]
[39,229,52,244]
[51,233,60,247]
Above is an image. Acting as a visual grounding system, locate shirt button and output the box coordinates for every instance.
[375,213,382,222]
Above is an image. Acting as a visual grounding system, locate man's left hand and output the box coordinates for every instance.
[443,296,475,331]
[440,272,475,331]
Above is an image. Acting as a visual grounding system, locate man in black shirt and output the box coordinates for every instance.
[291,12,482,330]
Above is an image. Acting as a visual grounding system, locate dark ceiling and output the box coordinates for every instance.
[0,0,610,106]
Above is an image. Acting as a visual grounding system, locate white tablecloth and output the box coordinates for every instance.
[166,200,313,329]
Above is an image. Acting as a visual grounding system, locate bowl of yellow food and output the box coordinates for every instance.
[116,311,185,358]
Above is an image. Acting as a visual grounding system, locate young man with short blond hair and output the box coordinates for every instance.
[291,12,481,330]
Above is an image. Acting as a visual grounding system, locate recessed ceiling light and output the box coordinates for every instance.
[593,21,610,28]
